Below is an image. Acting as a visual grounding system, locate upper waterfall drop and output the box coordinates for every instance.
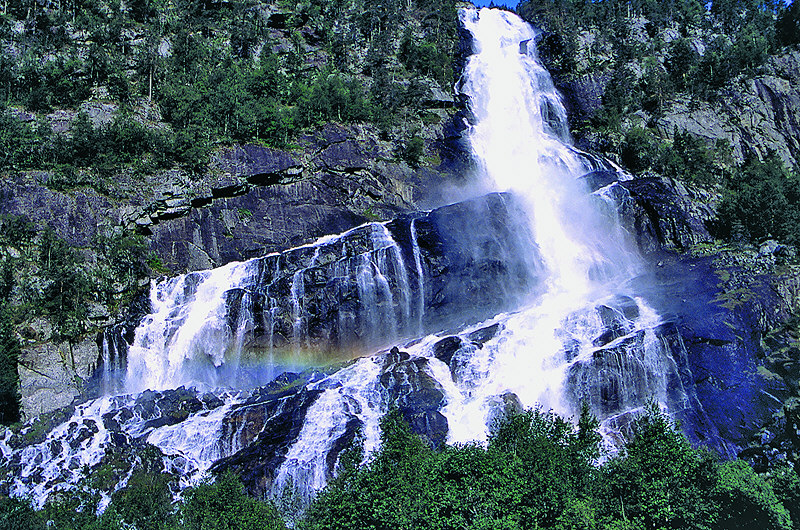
[125,259,259,393]
[459,7,640,294]
[426,7,682,445]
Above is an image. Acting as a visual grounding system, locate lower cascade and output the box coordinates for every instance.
[0,6,729,514]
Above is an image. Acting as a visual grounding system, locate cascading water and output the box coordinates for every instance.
[125,259,259,393]
[410,219,425,336]
[459,7,640,293]
[270,358,385,511]
[121,222,425,394]
[423,7,681,443]
[265,6,684,504]
[1,5,699,514]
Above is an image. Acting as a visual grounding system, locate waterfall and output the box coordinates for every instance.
[2,6,701,512]
[270,358,385,515]
[459,7,640,294]
[125,260,259,393]
[122,221,422,393]
[410,219,425,336]
[426,7,679,443]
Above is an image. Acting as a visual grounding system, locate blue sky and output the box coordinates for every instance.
[471,0,516,7]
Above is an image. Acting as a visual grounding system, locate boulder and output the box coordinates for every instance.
[210,386,324,496]
[380,351,448,448]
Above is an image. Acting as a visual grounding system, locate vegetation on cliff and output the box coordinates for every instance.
[0,0,459,178]
[520,0,800,246]
[0,213,160,422]
[520,0,798,144]
[0,304,21,425]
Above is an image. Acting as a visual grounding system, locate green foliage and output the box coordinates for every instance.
[0,215,36,248]
[714,459,792,530]
[0,258,13,301]
[296,71,372,127]
[766,463,800,528]
[659,129,721,184]
[0,109,40,170]
[303,406,600,530]
[18,57,91,112]
[619,127,724,183]
[602,403,719,529]
[717,153,800,244]
[0,495,45,530]
[5,407,800,530]
[399,31,452,86]
[487,406,602,528]
[620,127,661,174]
[93,232,154,305]
[0,110,177,178]
[110,471,174,530]
[299,409,435,529]
[665,39,700,93]
[777,1,800,46]
[0,0,459,176]
[37,228,91,341]
[0,304,21,425]
[521,0,787,186]
[43,489,107,530]
[302,404,800,530]
[401,136,425,168]
[181,472,286,530]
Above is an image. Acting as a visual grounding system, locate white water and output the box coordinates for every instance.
[270,357,385,516]
[3,6,686,512]
[459,8,639,294]
[122,221,424,393]
[410,219,425,336]
[146,397,243,487]
[426,8,670,442]
[1,391,249,507]
[125,260,258,393]
[6,397,117,507]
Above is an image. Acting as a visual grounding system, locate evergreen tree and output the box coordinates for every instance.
[777,0,800,46]
[181,472,287,530]
[0,303,21,425]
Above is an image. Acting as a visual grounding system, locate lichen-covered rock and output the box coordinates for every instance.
[654,51,800,168]
[18,342,80,418]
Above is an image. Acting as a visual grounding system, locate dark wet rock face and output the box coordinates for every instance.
[211,192,541,356]
[380,348,448,448]
[210,386,325,496]
[627,250,800,457]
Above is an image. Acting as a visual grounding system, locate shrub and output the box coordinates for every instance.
[714,459,792,530]
[0,496,44,530]
[766,463,800,528]
[602,404,718,529]
[620,127,660,173]
[181,472,287,530]
[777,1,800,46]
[42,489,105,530]
[110,471,175,530]
[401,136,425,167]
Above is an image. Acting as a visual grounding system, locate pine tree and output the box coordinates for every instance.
[0,303,21,425]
